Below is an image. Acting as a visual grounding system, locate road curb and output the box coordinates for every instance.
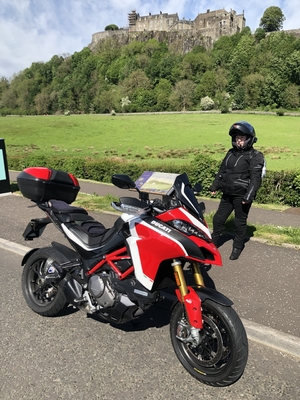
[1,237,299,358]
[242,319,300,358]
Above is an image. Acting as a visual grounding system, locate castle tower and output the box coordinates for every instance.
[128,10,138,30]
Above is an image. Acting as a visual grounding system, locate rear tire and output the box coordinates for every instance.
[21,247,67,317]
[170,300,248,387]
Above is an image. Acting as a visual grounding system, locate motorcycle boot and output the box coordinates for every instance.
[229,247,242,260]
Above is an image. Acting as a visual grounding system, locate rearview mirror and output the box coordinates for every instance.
[112,174,136,190]
[193,183,203,194]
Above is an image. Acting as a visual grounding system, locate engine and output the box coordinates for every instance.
[88,272,116,308]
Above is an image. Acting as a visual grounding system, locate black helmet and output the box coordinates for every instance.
[229,121,257,149]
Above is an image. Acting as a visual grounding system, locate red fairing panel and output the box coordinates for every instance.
[158,207,222,266]
[187,236,222,266]
[127,220,188,290]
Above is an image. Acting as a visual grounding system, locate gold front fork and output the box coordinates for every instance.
[191,262,205,287]
[172,260,205,301]
[172,259,188,302]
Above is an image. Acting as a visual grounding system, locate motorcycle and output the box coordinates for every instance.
[17,167,248,387]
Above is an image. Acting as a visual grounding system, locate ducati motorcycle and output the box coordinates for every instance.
[17,167,248,387]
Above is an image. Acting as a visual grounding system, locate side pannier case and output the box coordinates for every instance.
[17,167,80,203]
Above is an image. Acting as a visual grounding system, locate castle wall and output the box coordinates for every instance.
[91,29,128,46]
[283,29,300,38]
[90,9,300,52]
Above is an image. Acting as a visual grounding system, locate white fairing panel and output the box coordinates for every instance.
[126,236,153,290]
[126,217,187,290]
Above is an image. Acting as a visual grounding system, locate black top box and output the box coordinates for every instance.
[17,167,80,204]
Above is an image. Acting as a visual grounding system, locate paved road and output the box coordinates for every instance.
[0,172,300,398]
[4,173,300,337]
[1,248,300,400]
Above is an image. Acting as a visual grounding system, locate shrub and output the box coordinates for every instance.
[276,109,285,116]
[220,103,231,113]
[200,96,215,111]
[9,154,300,207]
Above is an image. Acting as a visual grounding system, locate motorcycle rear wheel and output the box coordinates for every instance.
[21,247,67,317]
[170,300,248,387]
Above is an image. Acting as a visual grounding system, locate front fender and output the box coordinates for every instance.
[193,286,233,307]
[175,285,233,308]
[175,285,233,329]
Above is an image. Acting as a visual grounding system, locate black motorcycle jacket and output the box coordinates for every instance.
[209,147,265,202]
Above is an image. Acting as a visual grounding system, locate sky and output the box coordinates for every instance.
[0,0,299,80]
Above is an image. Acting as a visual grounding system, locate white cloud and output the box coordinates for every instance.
[0,1,298,79]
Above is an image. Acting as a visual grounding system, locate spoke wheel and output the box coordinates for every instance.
[170,300,248,387]
[22,248,67,317]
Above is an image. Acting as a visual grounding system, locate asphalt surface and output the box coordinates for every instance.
[0,171,300,399]
[1,250,299,400]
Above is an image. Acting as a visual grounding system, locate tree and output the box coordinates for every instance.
[241,74,265,108]
[259,7,285,32]
[121,69,151,97]
[35,91,51,114]
[96,88,120,113]
[254,28,266,42]
[0,77,9,96]
[283,84,300,109]
[168,80,196,111]
[211,36,235,68]
[195,71,218,100]
[154,79,172,111]
[228,35,255,88]
[181,51,211,82]
[105,24,119,31]
[286,51,300,85]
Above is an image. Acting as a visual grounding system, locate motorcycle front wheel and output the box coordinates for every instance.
[170,300,248,387]
[21,247,67,317]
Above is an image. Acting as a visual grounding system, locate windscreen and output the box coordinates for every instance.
[173,173,204,219]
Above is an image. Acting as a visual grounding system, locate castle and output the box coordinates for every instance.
[90,8,246,50]
[128,9,245,37]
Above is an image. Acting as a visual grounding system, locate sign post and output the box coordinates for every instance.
[0,138,11,194]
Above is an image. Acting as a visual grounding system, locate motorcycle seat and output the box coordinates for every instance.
[47,200,122,248]
[48,199,88,214]
[65,220,112,247]
[47,199,96,223]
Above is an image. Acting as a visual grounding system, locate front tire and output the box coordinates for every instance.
[170,300,248,387]
[21,247,67,317]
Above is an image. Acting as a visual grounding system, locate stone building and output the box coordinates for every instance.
[90,8,246,51]
[128,8,245,40]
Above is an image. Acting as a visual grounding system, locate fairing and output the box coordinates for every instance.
[126,212,221,290]
[173,173,204,219]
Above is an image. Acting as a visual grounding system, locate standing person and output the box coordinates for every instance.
[209,121,265,260]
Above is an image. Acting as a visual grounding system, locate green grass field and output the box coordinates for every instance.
[1,113,300,171]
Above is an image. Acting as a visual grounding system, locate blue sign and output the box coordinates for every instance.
[0,149,5,181]
[0,139,10,193]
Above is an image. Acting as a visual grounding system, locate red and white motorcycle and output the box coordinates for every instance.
[18,167,248,387]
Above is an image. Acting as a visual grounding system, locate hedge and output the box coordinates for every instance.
[8,154,300,207]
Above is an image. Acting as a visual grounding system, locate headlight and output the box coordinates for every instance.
[169,219,211,241]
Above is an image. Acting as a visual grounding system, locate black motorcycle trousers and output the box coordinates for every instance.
[212,195,252,249]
